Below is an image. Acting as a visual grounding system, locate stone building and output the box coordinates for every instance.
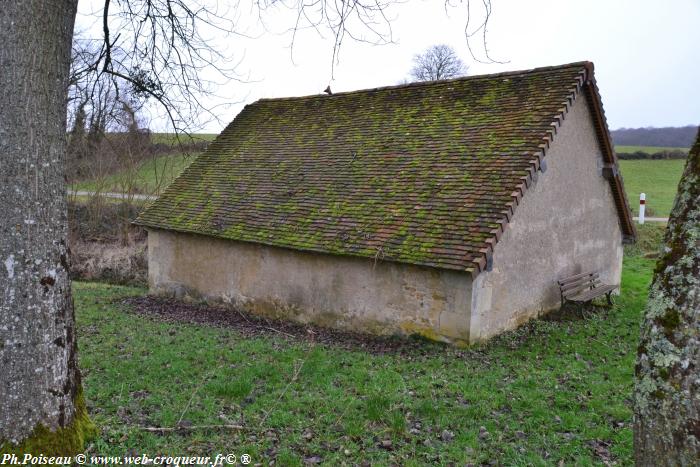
[135,61,636,345]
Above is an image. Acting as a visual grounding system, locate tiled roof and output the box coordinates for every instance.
[135,62,635,274]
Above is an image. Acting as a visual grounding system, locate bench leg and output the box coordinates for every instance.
[606,291,614,306]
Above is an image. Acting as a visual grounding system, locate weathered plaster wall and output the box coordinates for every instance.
[470,95,624,342]
[148,230,474,344]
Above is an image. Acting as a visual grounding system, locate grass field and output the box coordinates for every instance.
[614,145,688,153]
[74,225,664,464]
[72,153,197,196]
[70,132,216,195]
[150,133,217,146]
[618,159,685,216]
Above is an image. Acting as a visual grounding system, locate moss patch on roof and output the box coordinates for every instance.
[136,62,595,271]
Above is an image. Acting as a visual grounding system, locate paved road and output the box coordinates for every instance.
[69,190,157,201]
[633,217,669,223]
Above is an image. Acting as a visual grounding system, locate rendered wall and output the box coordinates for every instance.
[147,229,474,344]
[469,95,624,342]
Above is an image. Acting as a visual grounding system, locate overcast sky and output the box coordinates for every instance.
[77,0,700,133]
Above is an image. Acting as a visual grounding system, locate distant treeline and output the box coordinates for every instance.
[617,149,687,160]
[610,125,697,148]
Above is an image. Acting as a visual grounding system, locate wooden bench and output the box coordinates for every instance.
[557,271,618,307]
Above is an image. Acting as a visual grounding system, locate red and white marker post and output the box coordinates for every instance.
[639,193,646,224]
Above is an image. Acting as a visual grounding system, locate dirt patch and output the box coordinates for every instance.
[123,295,458,356]
[587,439,616,465]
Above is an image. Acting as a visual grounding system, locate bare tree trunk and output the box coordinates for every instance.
[634,130,700,465]
[0,0,93,453]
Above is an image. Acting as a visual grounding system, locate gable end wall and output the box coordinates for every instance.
[469,95,624,341]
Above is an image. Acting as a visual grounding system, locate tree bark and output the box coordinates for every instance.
[634,130,700,465]
[0,0,91,453]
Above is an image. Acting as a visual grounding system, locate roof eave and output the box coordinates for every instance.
[580,62,637,242]
[466,63,637,279]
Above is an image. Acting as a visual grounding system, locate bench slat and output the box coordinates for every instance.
[558,269,617,306]
[557,271,597,286]
[563,285,595,298]
[568,284,617,302]
[563,285,603,299]
[561,279,593,291]
[560,275,600,293]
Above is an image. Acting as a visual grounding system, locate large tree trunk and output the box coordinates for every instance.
[634,130,700,465]
[0,0,92,454]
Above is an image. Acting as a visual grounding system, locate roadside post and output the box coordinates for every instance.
[639,193,646,224]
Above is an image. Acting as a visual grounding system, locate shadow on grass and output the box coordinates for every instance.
[121,295,452,357]
[541,301,615,323]
[121,294,618,358]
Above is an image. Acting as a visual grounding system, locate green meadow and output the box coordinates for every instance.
[149,133,217,146]
[72,153,196,196]
[73,224,665,465]
[618,159,685,216]
[614,145,688,153]
[70,133,215,195]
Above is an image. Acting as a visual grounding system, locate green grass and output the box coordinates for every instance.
[72,153,197,196]
[618,159,685,216]
[74,225,665,464]
[615,145,688,153]
[150,133,217,146]
[70,132,217,195]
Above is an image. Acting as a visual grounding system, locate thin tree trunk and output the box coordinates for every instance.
[634,130,700,465]
[0,0,92,453]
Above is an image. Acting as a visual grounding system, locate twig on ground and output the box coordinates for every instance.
[140,424,244,432]
[236,307,296,338]
[260,358,305,425]
[261,316,296,338]
[177,368,217,426]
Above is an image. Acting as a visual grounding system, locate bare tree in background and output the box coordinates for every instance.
[410,44,468,82]
[633,129,700,465]
[67,39,150,182]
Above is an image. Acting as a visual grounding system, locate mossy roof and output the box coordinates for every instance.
[135,61,635,273]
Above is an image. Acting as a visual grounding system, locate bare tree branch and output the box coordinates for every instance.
[73,0,246,144]
[256,0,398,79]
[462,0,506,64]
[71,1,497,136]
